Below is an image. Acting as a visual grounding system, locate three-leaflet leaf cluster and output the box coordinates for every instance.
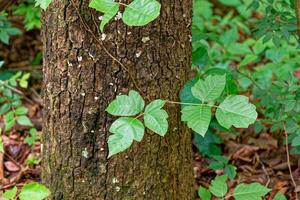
[106,75,258,157]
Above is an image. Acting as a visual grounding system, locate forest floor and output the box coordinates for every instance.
[0,30,299,199]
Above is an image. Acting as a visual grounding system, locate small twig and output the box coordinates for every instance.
[0,80,34,104]
[283,123,298,199]
[255,153,271,187]
[0,152,4,180]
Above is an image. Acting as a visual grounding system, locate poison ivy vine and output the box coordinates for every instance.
[34,0,258,157]
[35,0,161,31]
[106,75,257,156]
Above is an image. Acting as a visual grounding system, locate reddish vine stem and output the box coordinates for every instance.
[69,0,145,97]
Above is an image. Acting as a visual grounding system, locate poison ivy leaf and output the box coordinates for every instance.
[106,90,144,116]
[19,182,51,200]
[35,0,53,10]
[108,133,133,158]
[216,95,257,129]
[3,186,17,199]
[191,75,226,103]
[180,77,201,106]
[89,0,119,32]
[181,105,211,136]
[274,192,287,200]
[209,175,228,198]
[108,117,144,157]
[99,6,119,31]
[144,100,168,136]
[16,115,33,127]
[198,186,211,200]
[233,183,271,200]
[123,0,161,26]
[110,117,144,142]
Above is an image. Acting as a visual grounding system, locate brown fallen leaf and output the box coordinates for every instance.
[4,161,20,172]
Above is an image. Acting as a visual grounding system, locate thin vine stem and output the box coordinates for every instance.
[166,100,218,108]
[282,123,298,200]
[70,0,145,98]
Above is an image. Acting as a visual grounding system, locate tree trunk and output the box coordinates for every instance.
[42,0,194,199]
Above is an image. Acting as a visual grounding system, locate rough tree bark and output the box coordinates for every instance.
[42,0,194,199]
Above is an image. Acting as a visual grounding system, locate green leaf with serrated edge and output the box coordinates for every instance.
[233,183,271,200]
[89,0,119,32]
[216,95,257,129]
[16,116,33,127]
[123,0,161,26]
[198,186,211,200]
[144,100,168,136]
[181,105,211,136]
[35,0,53,10]
[106,90,144,116]
[274,192,287,200]
[108,133,133,158]
[19,182,51,200]
[3,186,17,199]
[191,75,226,103]
[110,117,145,142]
[209,175,228,198]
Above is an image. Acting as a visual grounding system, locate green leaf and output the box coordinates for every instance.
[292,135,300,147]
[108,133,133,158]
[110,117,144,142]
[191,75,226,103]
[209,175,228,198]
[25,128,39,146]
[274,192,287,200]
[3,186,17,199]
[180,77,201,106]
[19,182,51,200]
[122,0,161,26]
[181,105,211,136]
[192,47,209,67]
[233,183,271,200]
[99,6,119,31]
[89,0,119,32]
[35,0,53,10]
[108,117,144,157]
[0,104,11,115]
[144,100,168,136]
[15,106,28,115]
[16,115,33,127]
[225,164,237,180]
[106,90,144,116]
[216,95,257,129]
[198,186,211,200]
